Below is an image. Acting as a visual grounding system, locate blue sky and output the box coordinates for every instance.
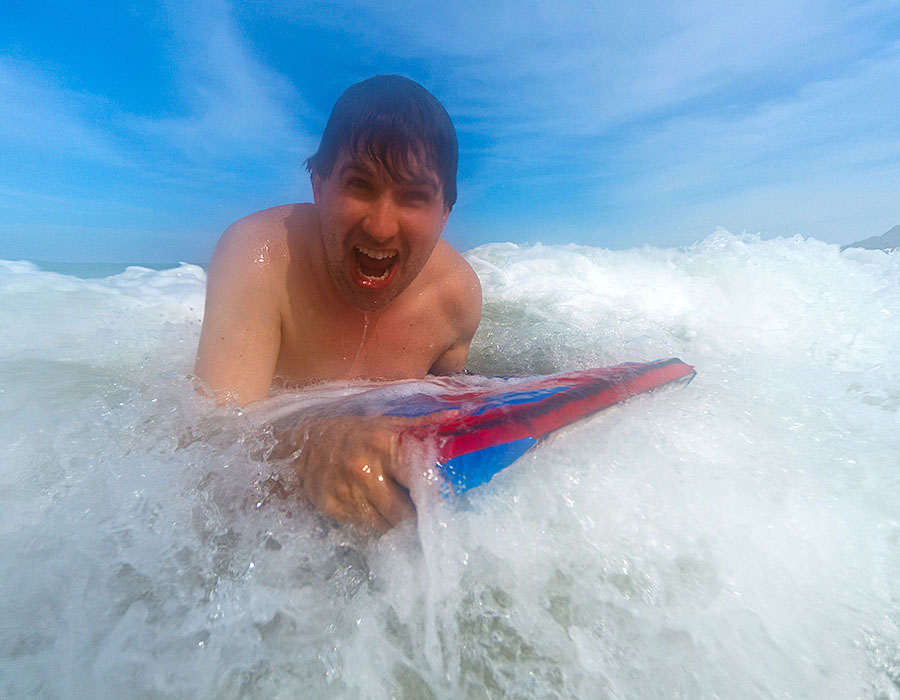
[1,0,898,262]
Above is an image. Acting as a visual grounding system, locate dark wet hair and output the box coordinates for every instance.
[306,75,458,208]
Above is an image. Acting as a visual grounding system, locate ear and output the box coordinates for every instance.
[311,169,323,204]
[441,205,451,230]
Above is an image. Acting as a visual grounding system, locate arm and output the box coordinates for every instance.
[294,255,482,532]
[194,217,284,404]
[196,214,418,532]
[278,246,481,531]
[429,250,483,375]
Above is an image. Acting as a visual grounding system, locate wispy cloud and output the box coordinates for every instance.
[277,0,898,242]
[0,58,127,166]
[278,2,888,118]
[2,0,897,260]
[1,0,317,260]
[1,0,314,186]
[133,0,315,166]
[267,0,898,195]
[601,43,900,239]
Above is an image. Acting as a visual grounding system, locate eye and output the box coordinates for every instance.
[401,189,432,204]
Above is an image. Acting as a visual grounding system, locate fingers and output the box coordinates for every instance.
[320,475,413,534]
[367,475,416,527]
[345,444,417,531]
[319,482,394,534]
[295,419,420,533]
[353,495,394,535]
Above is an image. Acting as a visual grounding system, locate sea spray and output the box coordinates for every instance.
[1,231,898,698]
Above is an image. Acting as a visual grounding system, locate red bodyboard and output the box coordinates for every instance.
[394,358,695,494]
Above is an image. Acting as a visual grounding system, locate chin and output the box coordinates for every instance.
[340,281,403,312]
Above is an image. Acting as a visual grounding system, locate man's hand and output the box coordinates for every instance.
[290,415,431,533]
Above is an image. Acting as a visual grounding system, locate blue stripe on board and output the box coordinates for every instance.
[469,385,571,416]
[384,393,454,417]
[384,384,571,419]
[439,437,537,494]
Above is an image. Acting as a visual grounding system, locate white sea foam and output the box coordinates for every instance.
[0,231,898,699]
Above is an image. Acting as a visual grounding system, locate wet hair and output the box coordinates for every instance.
[306,75,458,208]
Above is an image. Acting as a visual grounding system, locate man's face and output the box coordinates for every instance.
[312,147,450,311]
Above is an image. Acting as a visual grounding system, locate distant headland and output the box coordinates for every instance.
[843,225,900,251]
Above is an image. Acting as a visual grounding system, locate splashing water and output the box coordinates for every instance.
[0,231,898,699]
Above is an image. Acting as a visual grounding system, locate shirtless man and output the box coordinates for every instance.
[194,75,482,532]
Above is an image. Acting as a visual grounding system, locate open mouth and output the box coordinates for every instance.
[353,245,398,287]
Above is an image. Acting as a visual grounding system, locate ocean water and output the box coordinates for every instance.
[1,230,898,699]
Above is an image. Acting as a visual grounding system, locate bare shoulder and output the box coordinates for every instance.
[429,238,480,293]
[415,241,482,375]
[210,204,314,275]
[196,204,319,402]
[426,240,483,335]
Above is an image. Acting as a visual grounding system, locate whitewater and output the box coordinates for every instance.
[0,230,898,699]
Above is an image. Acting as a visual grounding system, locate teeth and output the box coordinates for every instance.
[359,268,391,281]
[356,245,397,260]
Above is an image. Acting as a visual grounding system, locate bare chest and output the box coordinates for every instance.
[274,300,452,386]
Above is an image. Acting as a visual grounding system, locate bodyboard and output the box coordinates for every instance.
[387,358,696,495]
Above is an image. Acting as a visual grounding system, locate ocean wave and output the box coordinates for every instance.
[1,231,898,698]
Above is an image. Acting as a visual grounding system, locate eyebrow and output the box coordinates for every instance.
[339,161,375,179]
[338,160,439,192]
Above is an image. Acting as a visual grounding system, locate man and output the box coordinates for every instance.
[194,75,482,532]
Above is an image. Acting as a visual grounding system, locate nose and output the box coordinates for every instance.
[363,195,399,242]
